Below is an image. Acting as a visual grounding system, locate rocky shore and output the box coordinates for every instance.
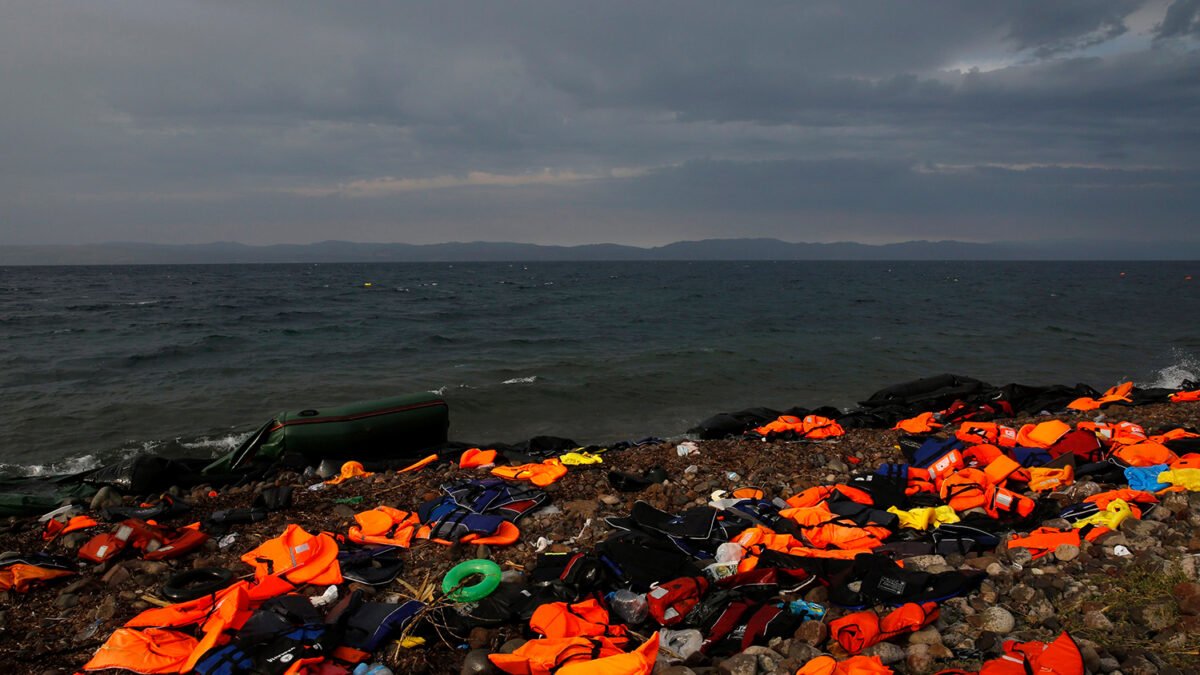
[2,401,1199,675]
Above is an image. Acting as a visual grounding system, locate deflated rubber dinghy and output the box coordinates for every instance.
[204,393,449,473]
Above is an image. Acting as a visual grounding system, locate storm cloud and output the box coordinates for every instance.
[2,1,1198,246]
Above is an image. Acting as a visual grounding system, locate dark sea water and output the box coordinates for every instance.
[2,261,1198,475]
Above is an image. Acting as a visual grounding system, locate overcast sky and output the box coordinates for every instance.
[2,1,1198,246]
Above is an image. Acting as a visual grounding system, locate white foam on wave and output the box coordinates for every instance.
[180,432,252,457]
[429,386,447,395]
[502,376,538,384]
[1139,350,1200,389]
[0,453,102,477]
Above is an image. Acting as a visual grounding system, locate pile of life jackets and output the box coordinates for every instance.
[348,478,549,548]
[49,383,1200,674]
[749,414,846,441]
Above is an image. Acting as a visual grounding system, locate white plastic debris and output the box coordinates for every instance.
[534,537,553,552]
[307,482,326,491]
[311,584,339,607]
[675,442,700,456]
[218,533,239,549]
[566,518,592,545]
[1114,545,1132,557]
[38,504,78,523]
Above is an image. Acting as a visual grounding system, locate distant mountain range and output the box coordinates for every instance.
[2,238,1198,264]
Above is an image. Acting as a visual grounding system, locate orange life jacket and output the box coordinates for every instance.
[1171,453,1200,470]
[830,602,938,654]
[1110,441,1178,467]
[802,415,846,439]
[1078,421,1146,447]
[1084,489,1152,518]
[125,578,290,629]
[555,633,659,675]
[348,506,420,547]
[181,583,252,672]
[1015,420,1072,449]
[983,485,1035,519]
[1170,390,1200,402]
[786,485,875,509]
[982,455,1023,487]
[1027,465,1074,492]
[1007,527,1080,560]
[83,627,198,674]
[460,448,498,468]
[939,469,991,511]
[0,562,74,592]
[1148,428,1200,444]
[979,632,1083,675]
[917,449,965,485]
[530,598,628,643]
[491,458,568,486]
[397,453,438,473]
[241,524,342,586]
[732,526,864,573]
[42,514,99,540]
[490,635,656,675]
[325,461,373,485]
[963,443,1005,466]
[893,412,943,434]
[796,655,894,675]
[1067,382,1133,411]
[753,415,845,439]
[956,422,1018,447]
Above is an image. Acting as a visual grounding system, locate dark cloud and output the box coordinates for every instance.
[1,1,1197,246]
[1157,0,1200,39]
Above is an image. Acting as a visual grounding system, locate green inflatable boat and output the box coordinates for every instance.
[204,393,449,473]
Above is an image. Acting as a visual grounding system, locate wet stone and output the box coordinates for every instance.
[908,626,942,645]
[1084,610,1114,630]
[55,592,79,610]
[794,619,827,646]
[979,607,1015,634]
[906,643,932,674]
[1054,544,1080,562]
[1122,655,1159,675]
[716,653,757,675]
[90,486,123,510]
[862,642,905,666]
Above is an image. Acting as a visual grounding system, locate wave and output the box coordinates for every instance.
[178,432,252,458]
[1139,350,1200,389]
[502,376,538,384]
[0,453,102,477]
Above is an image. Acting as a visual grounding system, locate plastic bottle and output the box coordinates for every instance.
[715,542,745,563]
[608,589,649,624]
[725,472,740,481]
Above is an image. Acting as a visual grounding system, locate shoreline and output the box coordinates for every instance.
[2,399,1200,674]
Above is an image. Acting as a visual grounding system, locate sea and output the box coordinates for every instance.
[2,261,1198,477]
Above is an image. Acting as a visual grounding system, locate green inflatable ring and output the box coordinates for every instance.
[442,559,502,602]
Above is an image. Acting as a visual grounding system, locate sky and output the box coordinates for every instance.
[2,0,1199,247]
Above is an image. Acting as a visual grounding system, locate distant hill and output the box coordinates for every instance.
[1,238,1198,264]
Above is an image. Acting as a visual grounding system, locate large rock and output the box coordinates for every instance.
[903,555,947,571]
[905,644,933,673]
[979,607,1015,634]
[794,620,827,647]
[717,653,758,675]
[907,626,942,645]
[861,642,905,666]
[1054,544,1080,562]
[460,649,496,675]
[742,646,783,672]
[1084,610,1114,630]
[90,486,123,510]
